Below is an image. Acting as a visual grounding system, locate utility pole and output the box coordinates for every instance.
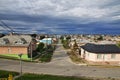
[18,53,23,80]
[30,42,32,61]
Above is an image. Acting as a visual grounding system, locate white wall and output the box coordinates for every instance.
[81,48,120,62]
[81,48,96,61]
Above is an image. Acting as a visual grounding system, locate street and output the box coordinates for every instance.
[0,43,120,79]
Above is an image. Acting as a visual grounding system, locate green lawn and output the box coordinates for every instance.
[0,54,30,60]
[0,70,19,78]
[16,73,92,80]
[0,70,114,80]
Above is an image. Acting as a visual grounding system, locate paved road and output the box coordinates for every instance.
[0,43,120,79]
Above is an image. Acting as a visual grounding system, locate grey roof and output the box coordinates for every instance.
[81,43,120,54]
[0,35,32,47]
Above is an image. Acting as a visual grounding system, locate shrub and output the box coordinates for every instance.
[39,52,53,62]
[36,42,45,53]
[0,70,19,78]
[62,40,70,49]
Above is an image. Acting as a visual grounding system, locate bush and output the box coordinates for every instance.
[0,70,19,78]
[117,42,120,48]
[36,42,45,53]
[39,52,53,62]
[97,36,103,40]
[67,51,85,63]
[62,40,70,49]
[28,50,38,58]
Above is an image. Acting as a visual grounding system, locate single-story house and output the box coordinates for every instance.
[0,34,33,55]
[81,43,120,65]
[39,38,52,45]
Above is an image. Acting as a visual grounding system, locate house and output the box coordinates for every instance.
[0,34,33,55]
[80,43,120,65]
[39,38,53,45]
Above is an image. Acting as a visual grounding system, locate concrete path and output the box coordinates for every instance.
[49,43,73,66]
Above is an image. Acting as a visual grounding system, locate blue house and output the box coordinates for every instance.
[39,38,52,44]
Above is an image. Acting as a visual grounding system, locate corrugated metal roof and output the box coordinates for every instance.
[81,43,120,54]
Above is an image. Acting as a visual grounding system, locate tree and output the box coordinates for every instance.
[117,42,120,48]
[36,42,45,53]
[40,35,45,40]
[31,34,37,38]
[73,40,78,51]
[62,39,70,49]
[97,36,103,40]
[66,36,71,40]
[0,34,5,38]
[60,36,64,40]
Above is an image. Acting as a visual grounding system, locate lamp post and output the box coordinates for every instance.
[18,53,23,76]
[30,42,32,62]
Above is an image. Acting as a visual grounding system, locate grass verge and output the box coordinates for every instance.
[0,70,19,78]
[39,52,53,62]
[0,54,37,62]
[16,73,92,80]
[67,51,86,64]
[0,54,30,60]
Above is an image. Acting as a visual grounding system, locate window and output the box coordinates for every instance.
[97,54,102,59]
[111,54,116,59]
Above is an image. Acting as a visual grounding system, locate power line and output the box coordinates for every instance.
[0,22,11,32]
[0,20,15,33]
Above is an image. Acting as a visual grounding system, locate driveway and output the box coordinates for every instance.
[49,43,73,66]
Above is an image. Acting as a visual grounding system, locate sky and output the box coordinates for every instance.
[0,0,120,34]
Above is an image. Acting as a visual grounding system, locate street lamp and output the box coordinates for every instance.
[18,53,23,76]
[30,42,32,62]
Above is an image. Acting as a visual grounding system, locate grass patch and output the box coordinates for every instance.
[0,54,30,60]
[39,52,53,62]
[0,54,37,62]
[0,70,19,78]
[67,51,86,64]
[16,73,92,80]
[89,64,120,68]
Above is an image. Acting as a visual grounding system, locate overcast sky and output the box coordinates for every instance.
[0,0,120,34]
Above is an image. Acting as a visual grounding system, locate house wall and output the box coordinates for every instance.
[81,48,96,61]
[94,54,120,62]
[81,48,85,58]
[85,52,96,61]
[0,46,28,54]
[81,48,120,62]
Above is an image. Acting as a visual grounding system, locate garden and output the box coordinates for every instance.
[38,44,55,62]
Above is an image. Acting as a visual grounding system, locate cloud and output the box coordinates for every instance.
[0,0,120,34]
